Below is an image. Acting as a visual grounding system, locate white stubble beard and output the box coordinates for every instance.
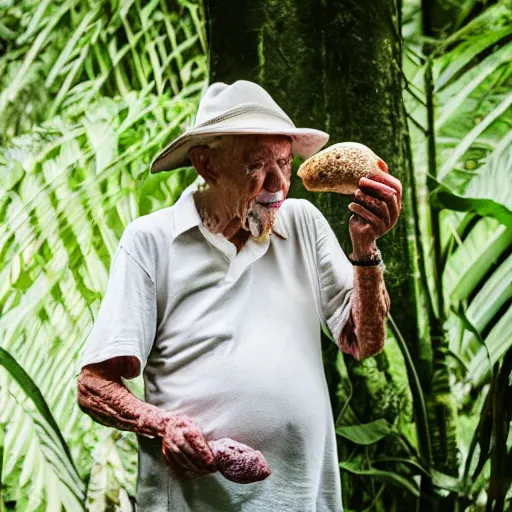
[244,202,278,240]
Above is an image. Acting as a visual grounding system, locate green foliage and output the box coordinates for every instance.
[0,0,206,509]
[339,460,421,498]
[430,134,512,227]
[397,0,511,508]
[336,419,397,446]
[0,0,207,141]
[0,347,84,511]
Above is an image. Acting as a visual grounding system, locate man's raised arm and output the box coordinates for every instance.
[336,169,402,360]
[337,264,391,360]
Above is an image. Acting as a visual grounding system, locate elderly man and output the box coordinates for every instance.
[76,80,402,511]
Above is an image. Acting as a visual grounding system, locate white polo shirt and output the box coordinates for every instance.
[77,175,354,512]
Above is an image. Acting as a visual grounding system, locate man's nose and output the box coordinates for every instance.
[264,162,287,192]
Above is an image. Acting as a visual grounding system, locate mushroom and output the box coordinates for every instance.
[208,438,271,484]
[297,142,389,195]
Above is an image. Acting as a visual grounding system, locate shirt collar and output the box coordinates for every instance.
[171,176,289,242]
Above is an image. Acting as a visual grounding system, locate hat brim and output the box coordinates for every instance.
[150,125,329,173]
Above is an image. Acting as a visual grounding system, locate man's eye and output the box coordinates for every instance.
[278,157,292,167]
[247,162,264,172]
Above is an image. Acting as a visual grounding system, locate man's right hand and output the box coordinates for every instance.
[161,413,217,479]
[77,361,217,479]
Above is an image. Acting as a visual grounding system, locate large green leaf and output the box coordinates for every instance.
[339,461,421,497]
[336,419,396,446]
[0,348,77,470]
[0,347,84,510]
[437,93,512,181]
[453,253,512,360]
[443,218,512,305]
[431,133,512,226]
[467,306,512,386]
[435,45,512,130]
[372,457,465,493]
[431,189,512,228]
[433,1,512,93]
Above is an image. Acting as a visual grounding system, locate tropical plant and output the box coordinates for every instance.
[0,0,207,140]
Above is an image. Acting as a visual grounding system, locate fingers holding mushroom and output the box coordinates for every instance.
[354,189,391,228]
[298,141,403,238]
[358,177,401,231]
[364,171,403,206]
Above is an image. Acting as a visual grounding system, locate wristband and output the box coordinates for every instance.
[348,256,383,266]
[348,248,383,266]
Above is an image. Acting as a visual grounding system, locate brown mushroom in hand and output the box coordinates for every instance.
[297,142,389,195]
[208,438,271,484]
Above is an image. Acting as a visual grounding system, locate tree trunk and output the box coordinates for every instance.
[203,0,425,508]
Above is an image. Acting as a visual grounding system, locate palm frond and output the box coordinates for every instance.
[0,0,206,140]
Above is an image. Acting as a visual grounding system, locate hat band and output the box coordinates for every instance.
[194,104,295,130]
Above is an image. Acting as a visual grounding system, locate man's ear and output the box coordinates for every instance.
[188,146,219,186]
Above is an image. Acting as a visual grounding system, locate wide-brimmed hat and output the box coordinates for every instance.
[150,80,329,173]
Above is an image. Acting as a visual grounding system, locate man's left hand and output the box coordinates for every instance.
[348,171,403,260]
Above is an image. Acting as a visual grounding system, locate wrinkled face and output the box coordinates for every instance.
[190,134,293,240]
[236,134,293,203]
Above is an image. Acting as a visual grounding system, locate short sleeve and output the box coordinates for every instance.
[75,226,157,379]
[304,201,355,344]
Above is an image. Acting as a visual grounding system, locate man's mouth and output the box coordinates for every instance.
[256,200,284,209]
[255,190,284,207]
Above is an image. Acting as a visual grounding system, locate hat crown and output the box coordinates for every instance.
[195,80,294,126]
[150,80,329,173]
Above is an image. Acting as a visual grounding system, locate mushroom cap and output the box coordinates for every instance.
[208,438,271,484]
[297,141,388,195]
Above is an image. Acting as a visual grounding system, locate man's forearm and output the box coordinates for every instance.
[77,358,170,439]
[337,263,391,360]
